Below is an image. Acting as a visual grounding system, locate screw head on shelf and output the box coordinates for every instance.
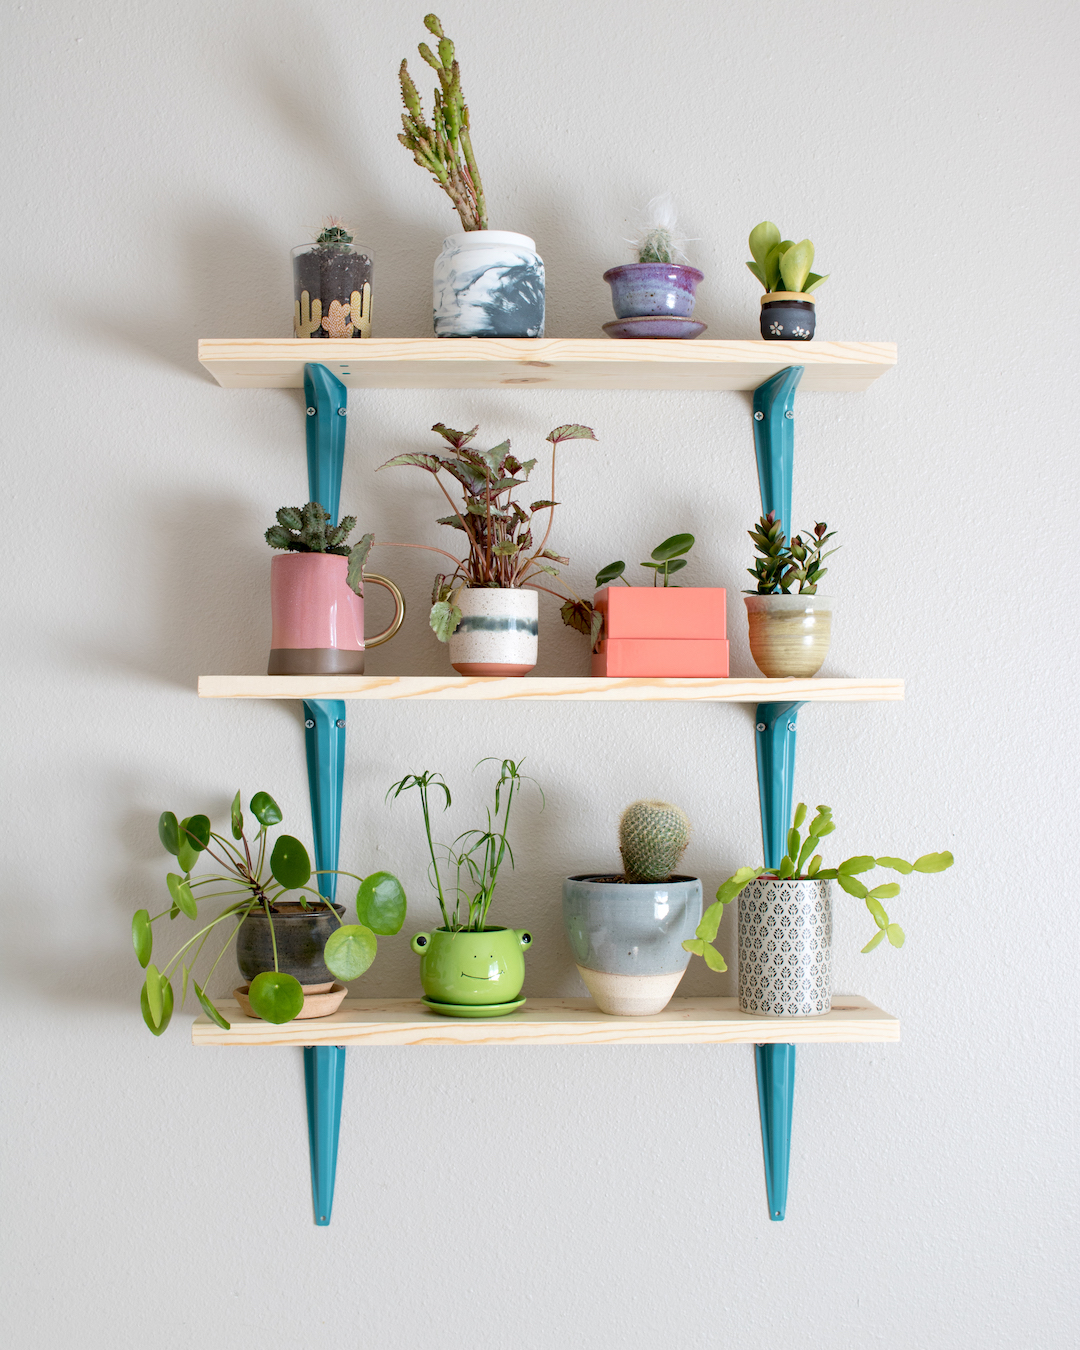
[788,722,797,731]
[306,407,316,416]
[335,719,345,728]
[754,411,764,421]
[756,722,767,731]
[305,719,315,728]
[784,410,794,419]
[337,408,346,416]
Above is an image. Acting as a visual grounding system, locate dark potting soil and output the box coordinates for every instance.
[293,246,373,338]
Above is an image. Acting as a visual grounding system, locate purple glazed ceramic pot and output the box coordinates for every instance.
[603,262,704,319]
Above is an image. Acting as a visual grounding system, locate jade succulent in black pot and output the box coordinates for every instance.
[293,218,374,339]
[746,221,829,340]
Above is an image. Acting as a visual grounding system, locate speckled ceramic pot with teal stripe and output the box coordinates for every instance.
[448,588,538,676]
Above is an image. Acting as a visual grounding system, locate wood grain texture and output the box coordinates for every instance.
[197,338,897,392]
[197,674,904,703]
[190,994,899,1046]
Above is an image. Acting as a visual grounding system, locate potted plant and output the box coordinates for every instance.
[563,800,702,1015]
[292,218,374,339]
[682,802,954,1016]
[375,422,600,674]
[131,791,408,1033]
[390,759,537,1018]
[590,533,728,676]
[398,14,545,338]
[746,221,829,340]
[602,194,705,339]
[265,502,405,675]
[743,511,837,677]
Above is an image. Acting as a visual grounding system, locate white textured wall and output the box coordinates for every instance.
[2,1,1077,1346]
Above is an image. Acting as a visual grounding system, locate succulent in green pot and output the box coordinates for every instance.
[743,511,838,677]
[131,791,407,1033]
[390,758,538,1017]
[747,221,829,340]
[563,799,703,1016]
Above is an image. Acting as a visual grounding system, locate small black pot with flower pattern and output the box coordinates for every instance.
[760,292,816,341]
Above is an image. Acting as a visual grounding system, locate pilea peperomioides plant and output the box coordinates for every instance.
[595,533,696,589]
[746,512,837,594]
[265,502,373,596]
[746,222,829,295]
[682,802,954,971]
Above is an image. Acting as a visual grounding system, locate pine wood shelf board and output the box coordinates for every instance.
[197,339,897,392]
[197,675,903,703]
[191,994,898,1047]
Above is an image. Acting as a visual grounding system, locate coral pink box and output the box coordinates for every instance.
[591,638,730,678]
[593,586,727,640]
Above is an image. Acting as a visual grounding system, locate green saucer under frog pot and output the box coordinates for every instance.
[421,995,527,1019]
[411,926,532,1007]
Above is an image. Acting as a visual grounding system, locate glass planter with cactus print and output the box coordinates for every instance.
[292,222,373,339]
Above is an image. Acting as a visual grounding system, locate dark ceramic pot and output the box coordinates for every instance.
[236,901,343,989]
[603,263,704,319]
[760,293,816,340]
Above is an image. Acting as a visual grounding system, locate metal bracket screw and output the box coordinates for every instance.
[306,407,316,416]
[754,411,764,420]
[305,719,315,728]
[337,408,346,416]
[788,722,797,730]
[756,722,767,731]
[335,719,345,728]
[784,410,794,419]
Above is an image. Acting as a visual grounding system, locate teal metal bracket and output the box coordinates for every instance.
[754,701,807,870]
[755,1043,795,1221]
[301,364,350,1225]
[752,365,803,541]
[304,363,348,526]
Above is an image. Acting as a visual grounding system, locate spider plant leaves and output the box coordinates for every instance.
[651,533,694,561]
[913,851,954,872]
[324,924,378,981]
[595,561,626,587]
[250,792,283,827]
[132,909,152,967]
[546,424,596,443]
[748,220,780,266]
[247,971,305,1024]
[141,971,174,1035]
[270,834,311,890]
[430,599,463,642]
[193,979,230,1030]
[230,790,243,840]
[356,871,407,935]
[166,873,197,919]
[158,811,180,856]
[779,239,815,293]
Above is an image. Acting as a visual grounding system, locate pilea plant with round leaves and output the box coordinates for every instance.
[131,791,407,1033]
[595,533,696,590]
[683,802,954,971]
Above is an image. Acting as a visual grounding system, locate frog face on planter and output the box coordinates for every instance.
[411,926,532,1005]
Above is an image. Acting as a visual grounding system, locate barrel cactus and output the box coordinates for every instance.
[619,800,691,883]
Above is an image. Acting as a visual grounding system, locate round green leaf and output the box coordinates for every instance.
[144,963,163,1024]
[661,558,688,576]
[140,976,173,1036]
[356,871,407,935]
[176,836,199,875]
[270,834,311,890]
[166,873,197,919]
[132,909,152,967]
[651,533,695,561]
[193,979,231,1030]
[230,790,244,840]
[158,812,179,856]
[180,815,211,851]
[247,971,304,1023]
[324,924,377,981]
[250,792,283,827]
[594,560,626,587]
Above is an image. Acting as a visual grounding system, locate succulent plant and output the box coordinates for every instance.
[746,222,829,295]
[595,533,695,589]
[265,502,373,596]
[745,511,837,595]
[315,217,354,247]
[398,14,488,232]
[630,193,692,265]
[619,800,692,883]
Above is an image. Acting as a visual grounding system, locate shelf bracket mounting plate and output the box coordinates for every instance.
[304,363,348,526]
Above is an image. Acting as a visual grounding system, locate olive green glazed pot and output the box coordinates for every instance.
[410,926,532,1005]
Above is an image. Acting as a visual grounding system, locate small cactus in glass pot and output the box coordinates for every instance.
[292,217,373,340]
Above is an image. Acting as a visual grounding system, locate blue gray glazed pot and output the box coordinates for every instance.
[236,901,343,991]
[562,874,703,1015]
[603,263,704,319]
[760,293,816,340]
[433,230,545,338]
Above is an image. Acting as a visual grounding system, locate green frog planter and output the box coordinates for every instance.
[411,927,532,1016]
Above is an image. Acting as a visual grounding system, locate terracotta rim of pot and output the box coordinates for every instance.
[603,262,704,283]
[760,292,816,305]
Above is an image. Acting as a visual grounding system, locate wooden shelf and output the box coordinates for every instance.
[198,338,896,392]
[191,994,898,1047]
[198,675,903,703]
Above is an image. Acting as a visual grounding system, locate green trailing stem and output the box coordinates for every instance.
[619,800,692,883]
[746,221,829,294]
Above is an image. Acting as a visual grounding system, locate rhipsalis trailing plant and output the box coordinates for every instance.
[398,14,487,231]
[388,759,540,932]
[595,533,696,589]
[630,193,694,264]
[683,802,954,972]
[745,512,837,594]
[266,503,373,596]
[746,222,829,294]
[131,792,406,1034]
[619,800,692,883]
[376,422,601,645]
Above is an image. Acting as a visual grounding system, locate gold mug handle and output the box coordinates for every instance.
[363,574,406,648]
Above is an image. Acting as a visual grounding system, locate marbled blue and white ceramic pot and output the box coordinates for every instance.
[738,877,832,1016]
[447,587,538,676]
[562,874,703,1015]
[433,230,545,338]
[760,292,816,340]
[603,262,704,319]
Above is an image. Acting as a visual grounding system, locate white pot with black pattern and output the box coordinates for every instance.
[738,876,832,1017]
[448,587,538,677]
[433,231,545,338]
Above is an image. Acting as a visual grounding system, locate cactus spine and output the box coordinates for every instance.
[619,800,691,883]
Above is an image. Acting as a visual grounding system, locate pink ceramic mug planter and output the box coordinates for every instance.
[268,553,405,675]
